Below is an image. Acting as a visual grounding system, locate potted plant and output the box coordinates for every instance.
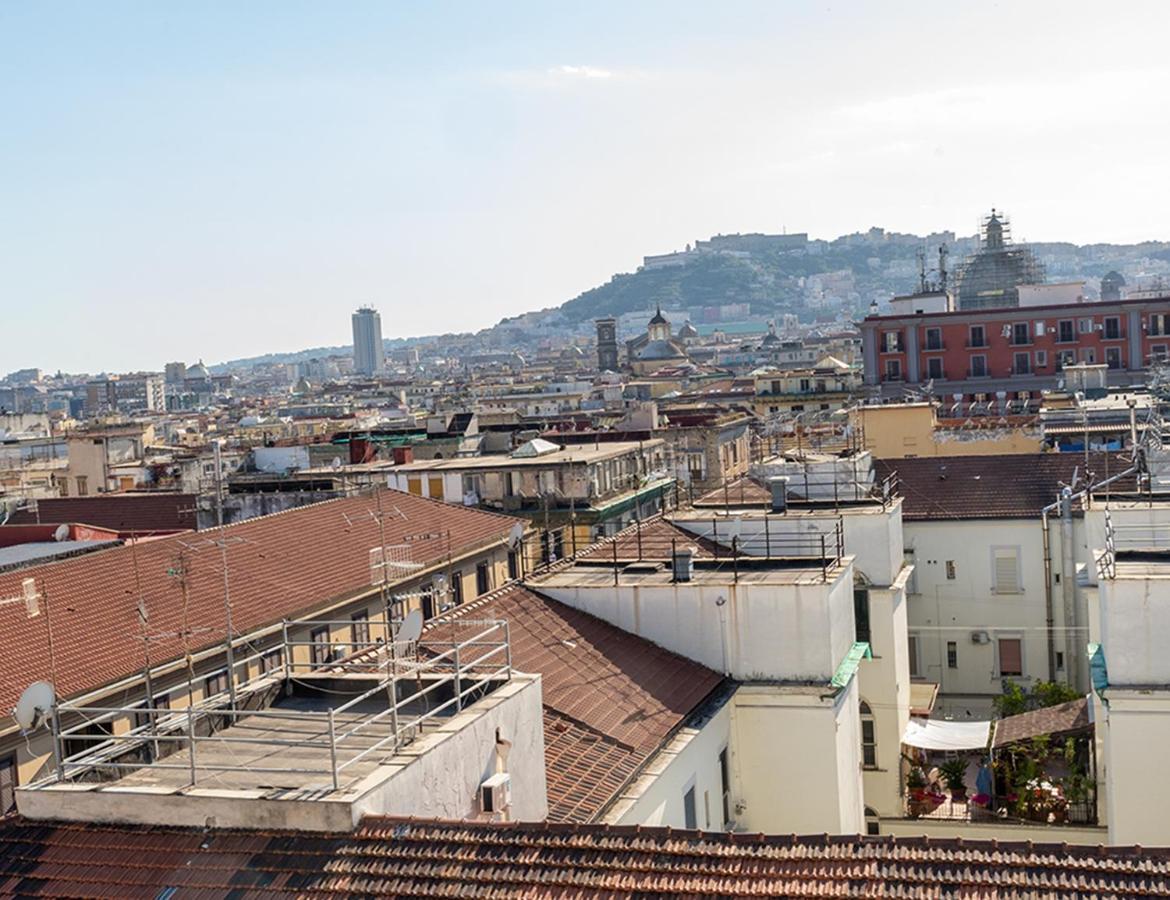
[905,767,930,817]
[940,758,968,802]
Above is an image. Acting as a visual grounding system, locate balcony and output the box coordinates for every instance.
[966,340,988,349]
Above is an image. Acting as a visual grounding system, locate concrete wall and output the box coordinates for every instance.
[1098,690,1170,845]
[538,566,855,683]
[904,519,1051,715]
[731,680,864,835]
[605,699,733,830]
[880,817,1106,845]
[353,675,548,826]
[1098,575,1170,686]
[859,579,911,817]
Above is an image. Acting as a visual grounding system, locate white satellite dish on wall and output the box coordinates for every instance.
[396,609,424,646]
[508,522,524,548]
[13,681,55,731]
[53,524,69,542]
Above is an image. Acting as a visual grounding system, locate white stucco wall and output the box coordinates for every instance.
[731,680,864,835]
[605,698,733,830]
[1101,690,1170,845]
[904,519,1050,713]
[859,579,911,817]
[537,565,855,682]
[1098,574,1170,686]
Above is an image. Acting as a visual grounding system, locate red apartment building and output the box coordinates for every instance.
[860,296,1170,401]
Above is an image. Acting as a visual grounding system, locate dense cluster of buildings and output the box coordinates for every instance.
[6,213,1170,891]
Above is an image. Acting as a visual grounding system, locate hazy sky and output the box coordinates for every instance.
[4,1,1169,373]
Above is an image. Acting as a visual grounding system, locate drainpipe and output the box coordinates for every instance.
[1041,507,1057,682]
[715,594,730,677]
[1060,486,1079,690]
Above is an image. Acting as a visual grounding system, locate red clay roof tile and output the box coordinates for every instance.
[0,490,519,719]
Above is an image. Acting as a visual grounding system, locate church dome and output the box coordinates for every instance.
[678,321,699,339]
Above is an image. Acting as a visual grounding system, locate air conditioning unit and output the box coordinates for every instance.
[480,772,511,814]
[970,630,991,645]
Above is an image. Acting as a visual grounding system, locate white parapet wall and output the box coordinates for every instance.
[534,564,856,683]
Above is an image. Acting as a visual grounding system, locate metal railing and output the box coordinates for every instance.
[45,619,512,794]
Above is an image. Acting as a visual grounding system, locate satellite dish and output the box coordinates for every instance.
[331,457,342,470]
[13,681,55,731]
[508,522,524,548]
[396,609,423,645]
[53,524,69,542]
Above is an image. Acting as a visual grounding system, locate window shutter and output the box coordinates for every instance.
[999,638,1023,676]
[994,549,1019,594]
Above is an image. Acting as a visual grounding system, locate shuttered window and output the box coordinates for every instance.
[907,635,920,677]
[0,754,15,814]
[998,638,1023,677]
[992,547,1021,594]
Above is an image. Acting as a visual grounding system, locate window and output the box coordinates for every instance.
[310,626,330,668]
[718,748,731,828]
[969,325,986,348]
[903,549,918,594]
[882,331,903,353]
[1034,350,1047,369]
[428,476,444,500]
[1152,344,1169,363]
[476,561,490,595]
[1056,349,1077,370]
[907,634,920,678]
[1081,347,1096,364]
[507,550,519,579]
[406,477,422,496]
[998,637,1023,677]
[865,807,881,836]
[351,609,370,648]
[853,588,871,645]
[1012,322,1030,345]
[1104,316,1121,340]
[947,641,958,669]
[884,359,902,381]
[926,357,944,380]
[799,378,811,392]
[683,784,697,829]
[203,670,229,699]
[451,570,464,605]
[924,327,943,351]
[945,560,956,580]
[1078,318,1093,334]
[75,475,88,496]
[1106,347,1123,370]
[860,701,877,768]
[260,647,284,675]
[969,355,987,378]
[1056,651,1065,671]
[1151,314,1169,337]
[992,547,1021,594]
[1013,352,1031,374]
[1058,319,1075,343]
[0,754,15,814]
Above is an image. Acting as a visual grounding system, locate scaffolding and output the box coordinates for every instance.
[39,618,512,794]
[953,209,1046,310]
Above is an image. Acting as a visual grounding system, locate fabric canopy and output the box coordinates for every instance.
[902,718,991,751]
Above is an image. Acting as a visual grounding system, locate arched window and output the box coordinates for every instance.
[864,806,880,836]
[860,701,877,769]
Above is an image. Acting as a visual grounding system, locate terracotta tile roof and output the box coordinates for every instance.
[875,452,1136,521]
[576,516,719,561]
[428,582,725,822]
[992,697,1092,749]
[6,493,200,535]
[2,815,1167,897]
[0,490,519,720]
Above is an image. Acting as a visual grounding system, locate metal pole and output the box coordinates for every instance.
[764,514,771,558]
[503,620,512,678]
[327,708,340,791]
[612,537,619,586]
[187,706,197,786]
[50,702,64,782]
[281,620,292,679]
[732,536,739,584]
[821,534,827,581]
[454,645,462,712]
[215,440,238,710]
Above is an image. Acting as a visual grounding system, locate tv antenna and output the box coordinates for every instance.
[13,681,55,732]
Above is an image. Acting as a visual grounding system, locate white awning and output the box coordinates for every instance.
[901,718,990,751]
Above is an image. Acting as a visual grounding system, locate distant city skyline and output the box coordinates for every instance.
[4,1,1170,372]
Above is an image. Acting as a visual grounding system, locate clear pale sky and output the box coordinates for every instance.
[3,1,1168,373]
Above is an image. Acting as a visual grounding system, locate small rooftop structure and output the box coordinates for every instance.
[17,617,545,831]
